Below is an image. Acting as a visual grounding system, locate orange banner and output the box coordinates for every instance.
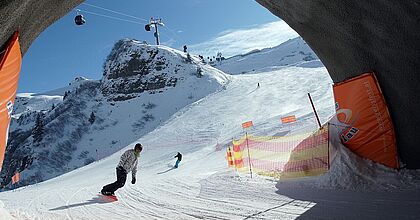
[242,121,253,129]
[281,115,296,124]
[0,32,22,173]
[333,72,398,169]
[12,172,20,184]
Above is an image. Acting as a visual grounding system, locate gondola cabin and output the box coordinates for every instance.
[75,14,86,25]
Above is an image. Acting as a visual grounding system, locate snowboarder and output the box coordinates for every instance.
[174,152,182,168]
[101,143,143,196]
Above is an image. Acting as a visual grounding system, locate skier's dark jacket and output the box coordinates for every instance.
[174,152,182,161]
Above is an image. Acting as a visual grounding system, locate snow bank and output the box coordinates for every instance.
[309,118,420,191]
[0,200,15,220]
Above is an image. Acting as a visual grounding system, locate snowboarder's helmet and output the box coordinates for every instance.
[135,143,143,152]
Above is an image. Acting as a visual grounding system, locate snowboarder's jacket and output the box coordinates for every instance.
[174,152,182,161]
[117,149,139,179]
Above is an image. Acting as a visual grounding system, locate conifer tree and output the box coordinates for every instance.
[89,111,96,124]
[32,112,45,143]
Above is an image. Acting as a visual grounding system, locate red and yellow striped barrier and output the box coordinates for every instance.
[229,126,329,179]
[227,146,234,167]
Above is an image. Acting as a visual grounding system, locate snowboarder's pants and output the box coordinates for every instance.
[174,159,181,168]
[102,166,127,193]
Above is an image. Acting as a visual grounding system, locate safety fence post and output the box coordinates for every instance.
[308,93,322,129]
[245,132,253,178]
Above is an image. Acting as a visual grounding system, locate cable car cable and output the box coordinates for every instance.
[77,9,147,25]
[79,3,185,42]
[81,3,148,22]
[77,9,175,42]
[162,25,182,42]
[75,4,187,45]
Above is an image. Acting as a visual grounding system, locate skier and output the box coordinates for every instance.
[183,45,187,53]
[101,143,143,196]
[174,152,182,168]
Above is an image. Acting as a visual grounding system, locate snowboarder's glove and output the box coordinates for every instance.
[131,177,136,184]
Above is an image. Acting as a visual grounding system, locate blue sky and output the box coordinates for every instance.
[19,0,298,93]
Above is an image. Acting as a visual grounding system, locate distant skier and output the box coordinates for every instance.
[101,143,143,196]
[183,45,187,53]
[257,83,260,88]
[174,152,182,168]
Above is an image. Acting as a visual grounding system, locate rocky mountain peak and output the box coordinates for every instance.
[100,39,203,102]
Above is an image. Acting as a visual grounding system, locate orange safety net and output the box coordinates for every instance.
[0,31,22,173]
[333,72,399,169]
[231,126,329,179]
[232,143,244,168]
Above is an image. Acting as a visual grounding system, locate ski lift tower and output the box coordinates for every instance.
[145,17,164,45]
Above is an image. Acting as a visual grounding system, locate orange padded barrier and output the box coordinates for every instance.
[0,31,22,173]
[333,72,399,169]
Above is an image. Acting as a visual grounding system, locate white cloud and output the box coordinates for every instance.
[189,20,299,58]
[162,38,176,47]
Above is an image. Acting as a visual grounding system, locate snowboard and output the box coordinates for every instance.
[98,194,118,202]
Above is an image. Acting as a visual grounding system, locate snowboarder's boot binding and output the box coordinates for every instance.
[101,190,114,196]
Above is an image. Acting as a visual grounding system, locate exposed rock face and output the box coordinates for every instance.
[101,39,193,102]
[1,1,419,168]
[256,0,420,169]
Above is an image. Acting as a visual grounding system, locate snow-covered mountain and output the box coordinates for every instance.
[213,37,322,75]
[12,94,61,119]
[2,37,419,220]
[38,76,89,96]
[0,39,229,189]
[11,77,87,119]
[2,37,319,190]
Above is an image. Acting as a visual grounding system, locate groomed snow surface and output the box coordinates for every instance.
[1,66,420,219]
